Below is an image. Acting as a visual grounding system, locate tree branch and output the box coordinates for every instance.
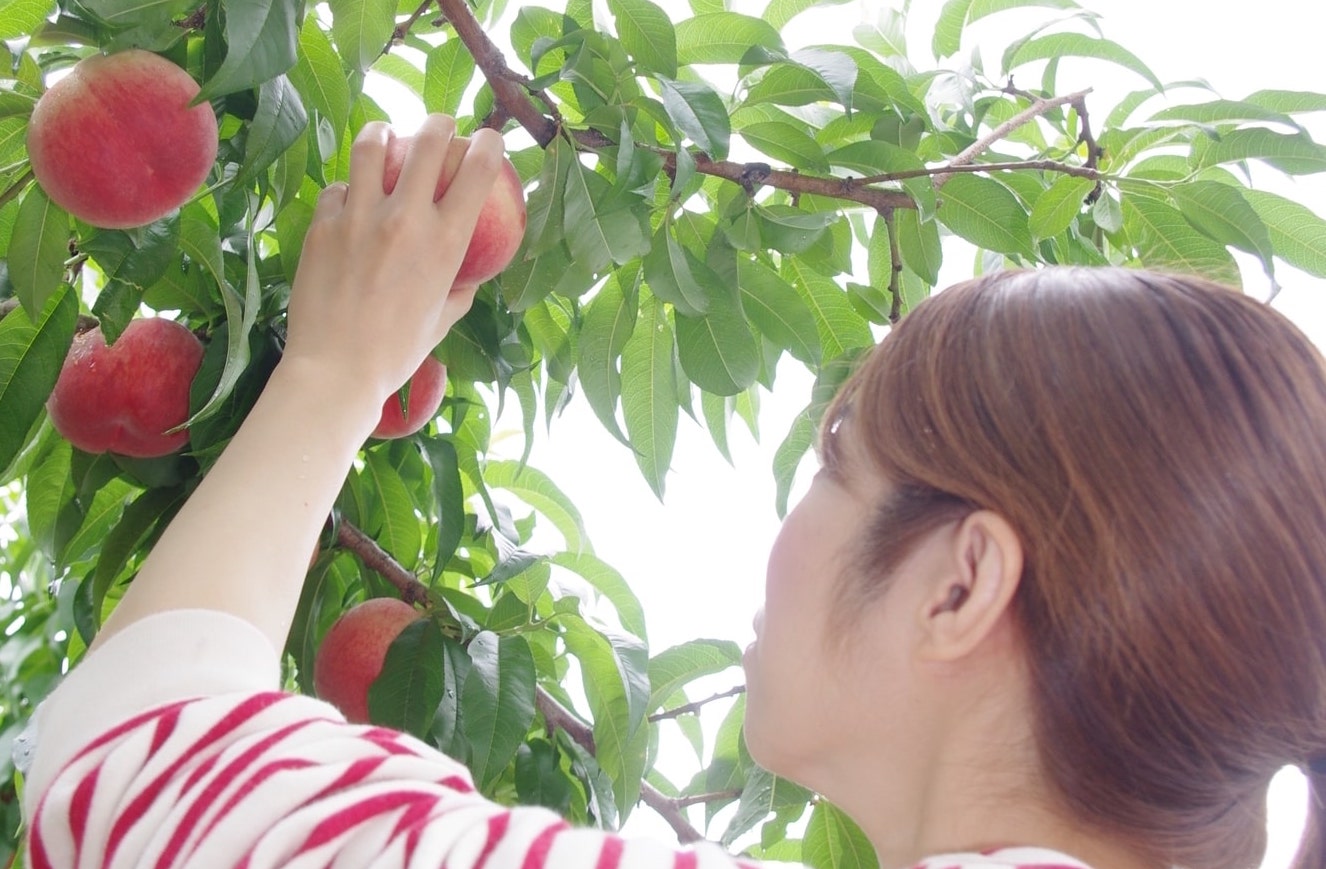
[932,88,1093,188]
[883,208,902,325]
[336,517,707,845]
[649,685,745,722]
[674,789,743,808]
[855,159,1101,186]
[383,0,436,58]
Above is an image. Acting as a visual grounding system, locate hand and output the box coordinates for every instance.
[282,114,503,409]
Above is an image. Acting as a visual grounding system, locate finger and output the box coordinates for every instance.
[393,114,458,207]
[436,283,481,336]
[310,182,348,224]
[344,121,392,211]
[432,127,503,231]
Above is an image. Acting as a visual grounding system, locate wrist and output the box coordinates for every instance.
[265,356,385,445]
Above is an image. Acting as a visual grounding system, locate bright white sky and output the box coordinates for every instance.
[368,0,1326,862]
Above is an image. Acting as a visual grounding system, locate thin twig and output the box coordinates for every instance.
[883,208,902,325]
[338,518,707,845]
[383,0,435,57]
[674,789,744,808]
[649,685,745,722]
[855,159,1101,186]
[933,89,1093,188]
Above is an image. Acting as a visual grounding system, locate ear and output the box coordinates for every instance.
[918,510,1023,661]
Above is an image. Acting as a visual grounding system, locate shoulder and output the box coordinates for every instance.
[911,847,1094,869]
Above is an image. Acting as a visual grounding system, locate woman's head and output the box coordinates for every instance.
[818,267,1326,869]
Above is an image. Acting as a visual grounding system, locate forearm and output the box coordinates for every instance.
[93,358,380,656]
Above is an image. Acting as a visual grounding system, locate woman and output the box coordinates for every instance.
[19,115,1326,869]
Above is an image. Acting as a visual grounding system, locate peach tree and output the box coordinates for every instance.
[1,0,1325,865]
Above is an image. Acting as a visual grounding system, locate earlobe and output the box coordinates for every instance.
[920,511,1024,661]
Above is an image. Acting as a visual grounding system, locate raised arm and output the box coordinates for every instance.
[92,115,504,657]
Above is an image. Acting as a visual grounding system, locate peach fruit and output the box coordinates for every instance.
[47,318,205,458]
[26,49,218,229]
[381,134,526,286]
[372,355,447,439]
[313,597,422,723]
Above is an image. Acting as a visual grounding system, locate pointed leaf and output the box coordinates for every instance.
[330,0,395,73]
[1195,128,1326,175]
[551,552,648,642]
[675,281,760,396]
[367,617,444,738]
[287,14,352,138]
[647,639,742,712]
[461,632,537,789]
[931,0,973,59]
[197,0,301,99]
[736,258,821,365]
[1122,194,1241,287]
[660,77,731,160]
[1006,33,1163,92]
[485,460,589,554]
[235,75,308,187]
[1242,188,1326,279]
[938,174,1034,257]
[1029,174,1095,240]
[424,39,478,117]
[608,0,677,77]
[803,801,879,869]
[620,293,678,498]
[0,284,76,471]
[1169,180,1274,274]
[10,186,69,316]
[676,13,785,65]
[577,276,636,446]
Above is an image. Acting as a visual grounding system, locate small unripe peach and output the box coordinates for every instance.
[26,49,218,229]
[47,318,205,458]
[382,135,526,286]
[372,356,447,439]
[314,598,422,723]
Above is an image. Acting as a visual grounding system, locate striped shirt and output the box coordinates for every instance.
[19,610,1093,869]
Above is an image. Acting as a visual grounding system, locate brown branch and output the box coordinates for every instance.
[336,521,433,606]
[338,517,706,844]
[933,88,1093,188]
[649,685,745,722]
[855,159,1101,186]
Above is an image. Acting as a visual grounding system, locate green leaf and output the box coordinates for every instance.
[762,0,851,30]
[773,406,815,517]
[647,638,742,712]
[363,449,423,569]
[287,14,352,138]
[735,258,821,365]
[676,13,784,65]
[1195,128,1326,175]
[1029,175,1094,240]
[937,174,1033,257]
[783,258,873,362]
[330,0,395,73]
[700,390,732,464]
[792,48,856,113]
[620,293,678,498]
[0,285,76,472]
[1148,99,1300,130]
[424,39,477,117]
[461,631,537,789]
[659,78,731,160]
[88,486,185,633]
[367,617,444,738]
[608,0,677,77]
[371,52,425,95]
[60,477,135,567]
[1243,89,1326,115]
[485,460,589,554]
[1122,193,1241,287]
[1006,33,1163,92]
[9,186,69,317]
[722,765,813,847]
[577,276,636,446]
[419,436,465,579]
[0,0,54,39]
[1242,188,1326,279]
[674,282,760,396]
[739,120,829,172]
[896,208,942,285]
[1169,181,1275,275]
[563,161,648,271]
[235,75,308,187]
[550,552,648,642]
[198,0,302,99]
[803,801,879,869]
[930,0,972,58]
[514,739,575,814]
[643,221,708,316]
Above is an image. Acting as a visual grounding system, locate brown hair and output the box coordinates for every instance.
[822,268,1326,869]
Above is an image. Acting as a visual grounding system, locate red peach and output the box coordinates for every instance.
[47,318,204,458]
[372,355,447,439]
[313,598,422,723]
[382,134,527,286]
[26,49,218,229]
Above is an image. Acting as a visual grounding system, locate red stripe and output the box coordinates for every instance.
[67,763,100,848]
[154,719,316,869]
[307,756,390,803]
[595,835,625,869]
[520,821,568,869]
[473,812,510,869]
[296,790,422,852]
[104,693,286,867]
[438,773,475,793]
[70,698,192,760]
[149,705,183,754]
[673,848,698,869]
